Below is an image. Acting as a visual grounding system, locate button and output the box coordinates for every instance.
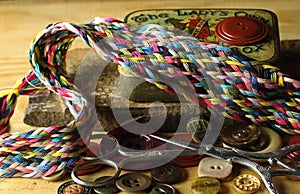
[284,135,300,161]
[148,183,176,194]
[116,173,152,192]
[93,176,120,194]
[186,117,208,134]
[198,157,233,180]
[254,127,282,154]
[223,127,282,154]
[108,127,164,152]
[151,163,187,184]
[76,163,104,176]
[221,124,262,150]
[42,169,67,182]
[191,177,220,194]
[215,16,269,46]
[233,174,260,194]
[186,117,208,143]
[168,133,203,167]
[57,181,91,194]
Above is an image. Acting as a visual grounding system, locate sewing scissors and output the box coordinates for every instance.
[149,134,300,194]
[71,131,300,194]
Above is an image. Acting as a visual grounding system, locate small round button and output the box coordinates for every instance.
[168,133,203,167]
[222,126,282,154]
[116,173,152,192]
[42,169,67,182]
[215,16,269,46]
[254,127,282,154]
[221,124,261,149]
[233,174,260,194]
[191,177,220,194]
[148,183,176,194]
[198,157,233,180]
[57,181,91,194]
[93,176,120,194]
[151,163,187,184]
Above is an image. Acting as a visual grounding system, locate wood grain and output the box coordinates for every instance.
[0,0,299,193]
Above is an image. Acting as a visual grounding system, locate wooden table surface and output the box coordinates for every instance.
[0,0,299,193]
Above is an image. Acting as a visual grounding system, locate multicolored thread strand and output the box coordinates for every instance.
[0,17,299,178]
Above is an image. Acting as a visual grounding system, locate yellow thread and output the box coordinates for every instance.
[180,59,191,63]
[131,57,145,61]
[262,64,279,70]
[118,66,133,76]
[155,82,168,90]
[259,101,272,106]
[52,152,64,157]
[286,101,297,107]
[225,60,245,66]
[278,76,284,86]
[201,58,213,63]
[232,99,246,107]
[153,53,167,62]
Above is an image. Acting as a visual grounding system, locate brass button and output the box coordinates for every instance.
[93,176,120,194]
[221,124,261,150]
[42,169,67,182]
[233,174,260,194]
[191,177,220,194]
[198,157,233,180]
[253,127,282,154]
[223,127,282,154]
[116,173,151,192]
[57,181,91,194]
[151,163,187,184]
[186,117,208,143]
[148,183,176,194]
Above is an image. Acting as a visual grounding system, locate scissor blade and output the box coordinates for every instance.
[149,134,199,151]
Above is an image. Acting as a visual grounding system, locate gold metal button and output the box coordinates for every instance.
[198,157,233,180]
[42,169,67,182]
[233,174,260,194]
[191,177,220,194]
[223,127,282,154]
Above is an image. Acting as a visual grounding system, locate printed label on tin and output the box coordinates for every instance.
[124,9,279,62]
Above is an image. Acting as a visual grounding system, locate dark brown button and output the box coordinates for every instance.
[215,16,269,46]
[221,124,261,149]
[93,176,120,194]
[57,181,91,194]
[149,183,176,194]
[116,173,152,192]
[108,127,164,151]
[151,163,187,184]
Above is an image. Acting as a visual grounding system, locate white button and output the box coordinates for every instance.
[198,157,233,180]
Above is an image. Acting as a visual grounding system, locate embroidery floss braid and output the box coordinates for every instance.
[0,17,299,178]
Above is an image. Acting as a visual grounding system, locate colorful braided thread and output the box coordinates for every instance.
[0,17,299,178]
